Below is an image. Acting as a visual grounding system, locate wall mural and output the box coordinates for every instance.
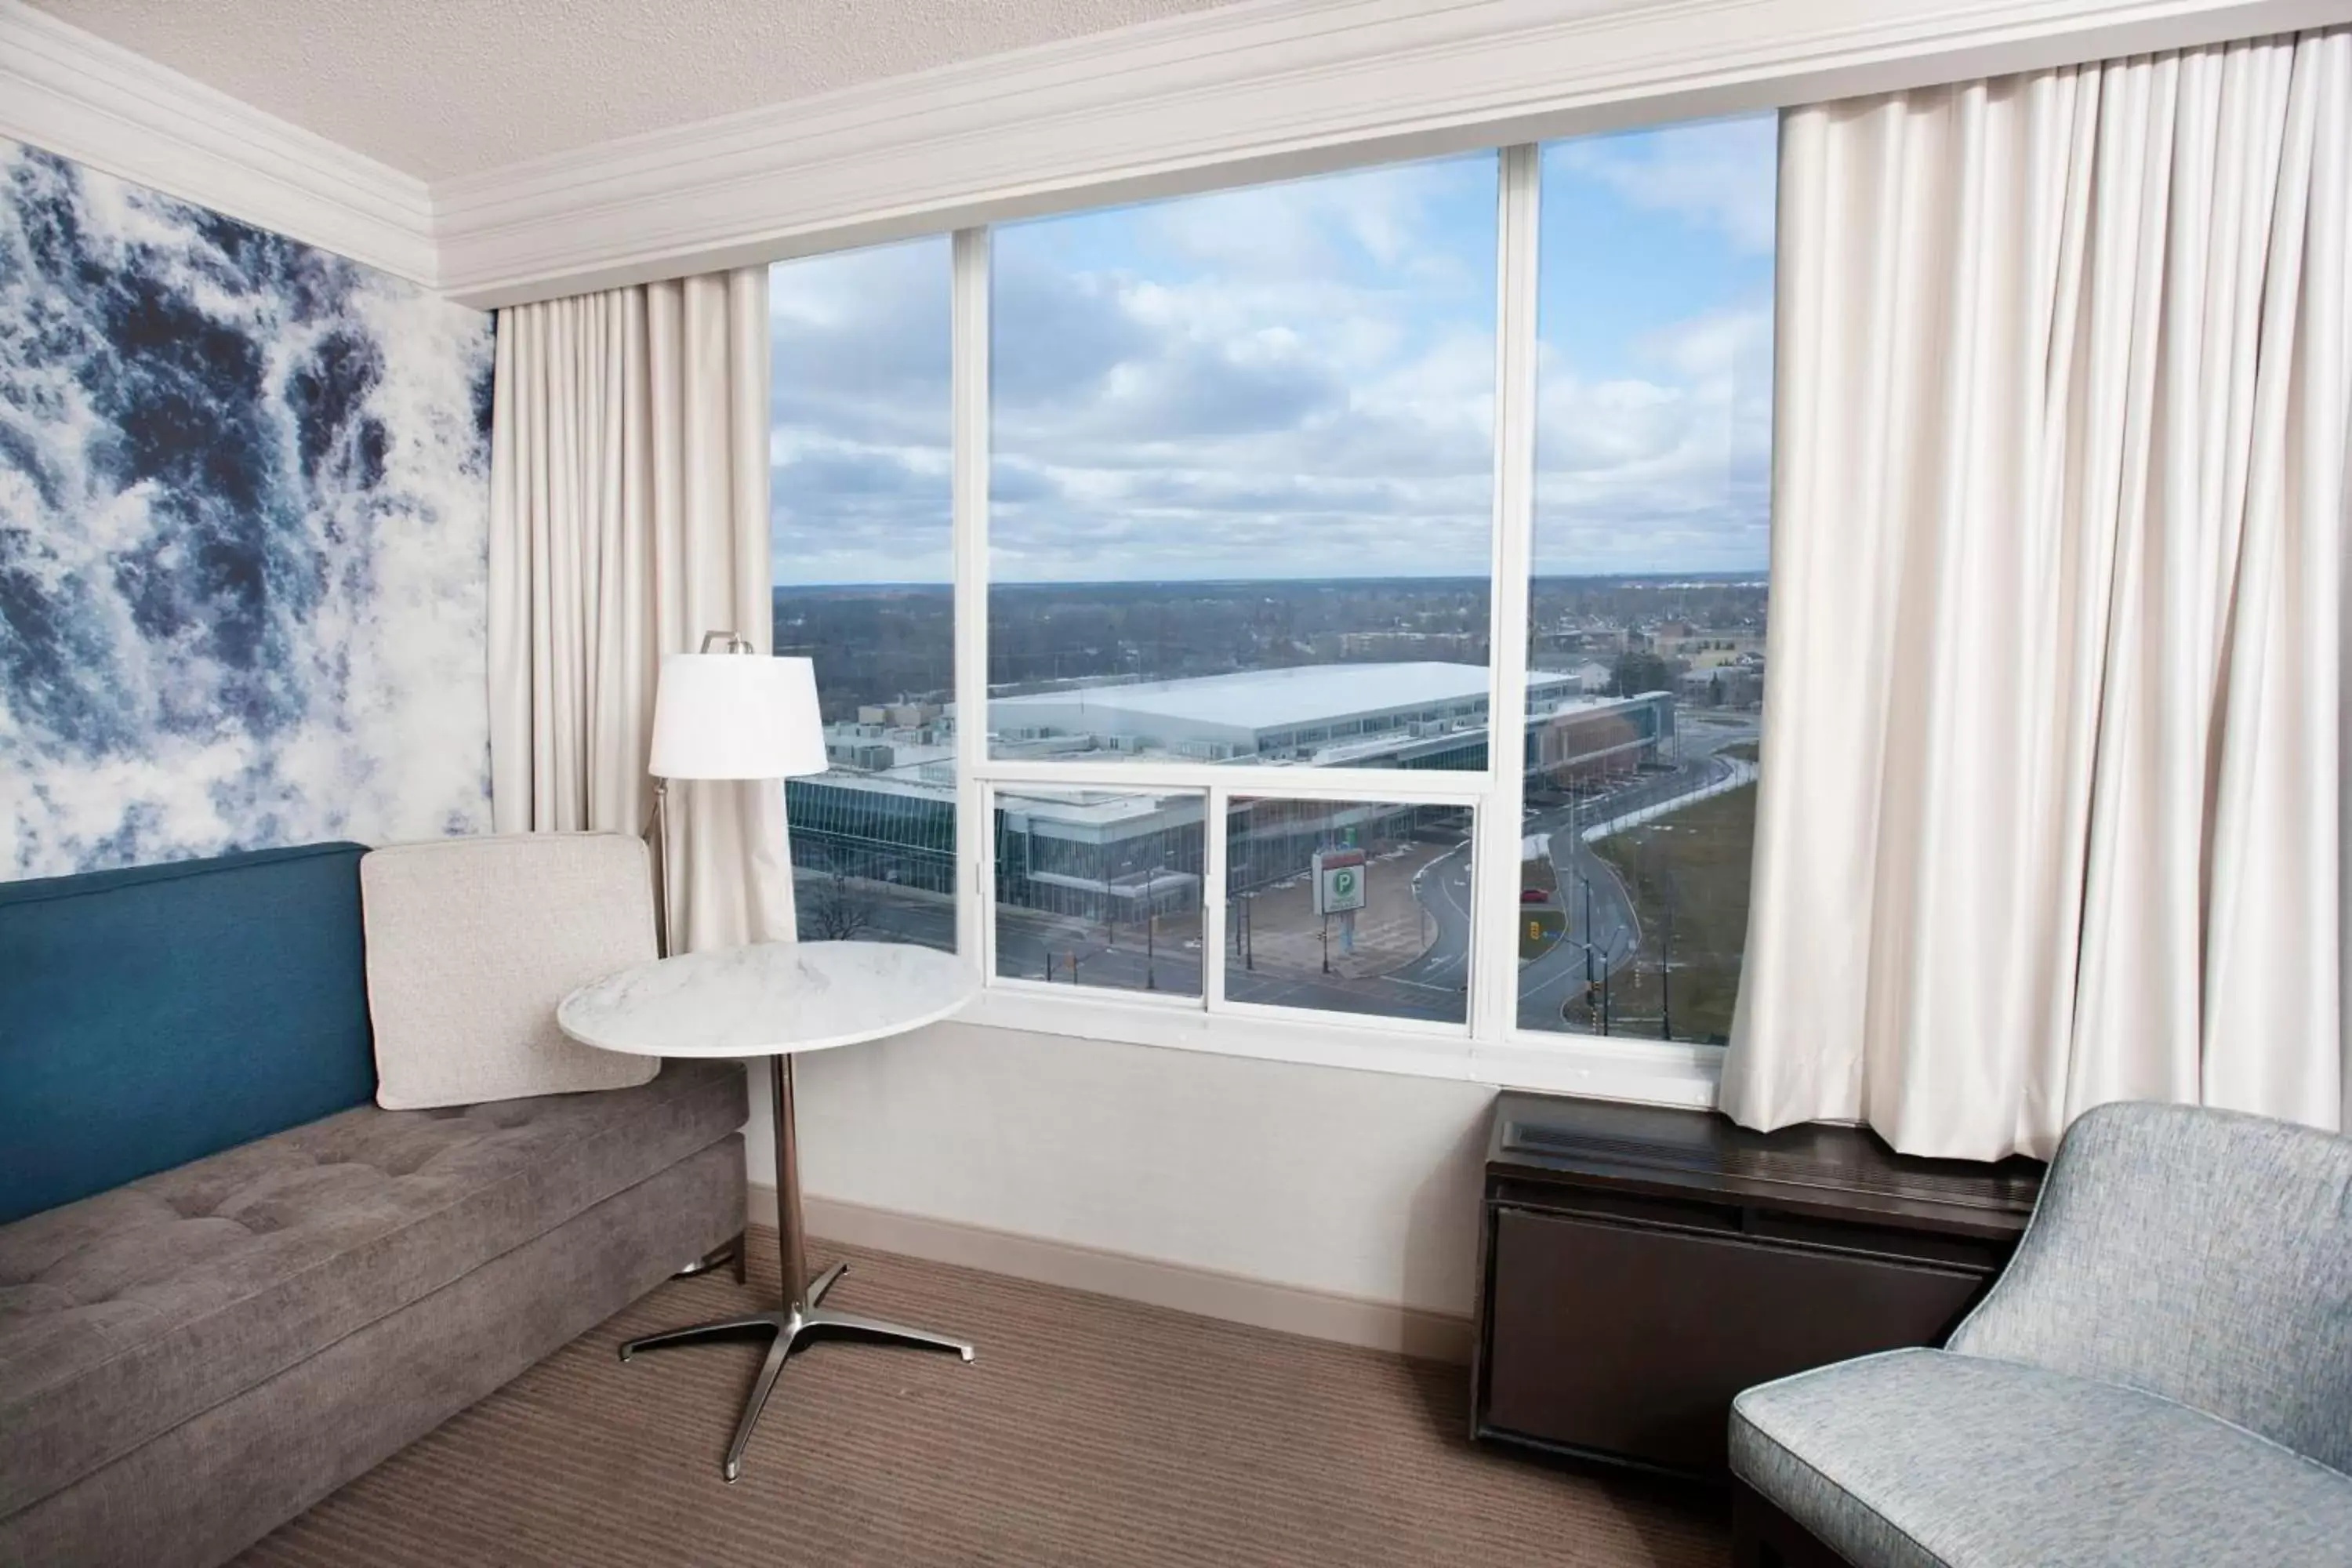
[0,140,496,880]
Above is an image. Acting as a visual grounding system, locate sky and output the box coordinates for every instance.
[768,114,1776,586]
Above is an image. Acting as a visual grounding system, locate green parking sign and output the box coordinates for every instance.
[1312,848,1368,915]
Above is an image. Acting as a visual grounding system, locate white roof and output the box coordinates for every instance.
[990,662,1581,734]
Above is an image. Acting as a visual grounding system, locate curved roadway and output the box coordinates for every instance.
[1402,715,1761,1030]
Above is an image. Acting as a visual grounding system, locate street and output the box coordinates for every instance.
[1513,715,1757,1030]
[1374,713,1759,1032]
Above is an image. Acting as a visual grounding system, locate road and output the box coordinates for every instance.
[1373,714,1759,1031]
[1519,766,1704,1029]
[1394,840,1473,994]
[1519,716,1759,1029]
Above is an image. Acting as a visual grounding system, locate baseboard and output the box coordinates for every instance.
[749,1185,1472,1365]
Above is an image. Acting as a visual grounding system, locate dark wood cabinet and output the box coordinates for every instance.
[1472,1092,2042,1478]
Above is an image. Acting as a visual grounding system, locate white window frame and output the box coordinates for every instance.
[939,142,1727,1109]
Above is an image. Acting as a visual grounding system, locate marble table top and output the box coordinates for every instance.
[557,940,977,1060]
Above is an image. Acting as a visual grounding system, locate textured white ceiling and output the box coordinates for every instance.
[33,0,1243,180]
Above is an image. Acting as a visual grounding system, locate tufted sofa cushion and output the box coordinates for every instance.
[0,1058,745,1516]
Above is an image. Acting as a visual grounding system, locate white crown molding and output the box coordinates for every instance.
[0,0,436,286]
[1,0,2336,307]
[430,0,2336,308]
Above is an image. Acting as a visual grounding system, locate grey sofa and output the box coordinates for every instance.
[1730,1102,2352,1567]
[0,843,746,1568]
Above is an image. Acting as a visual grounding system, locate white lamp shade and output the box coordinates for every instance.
[648,654,828,779]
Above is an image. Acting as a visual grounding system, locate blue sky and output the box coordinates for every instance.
[769,114,1775,585]
[1534,118,1776,577]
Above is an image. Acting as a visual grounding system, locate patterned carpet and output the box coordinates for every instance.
[235,1229,1729,1567]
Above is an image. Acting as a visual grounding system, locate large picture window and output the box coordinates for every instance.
[770,237,956,951]
[1225,795,1474,1025]
[987,156,1498,771]
[771,116,1777,1083]
[1519,118,1777,1044]
[993,786,1204,995]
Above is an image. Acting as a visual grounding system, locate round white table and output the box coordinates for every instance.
[557,939,978,1483]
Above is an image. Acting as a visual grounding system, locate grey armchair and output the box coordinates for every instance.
[1729,1101,2352,1568]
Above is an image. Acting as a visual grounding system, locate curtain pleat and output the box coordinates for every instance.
[487,268,793,954]
[1724,28,2352,1159]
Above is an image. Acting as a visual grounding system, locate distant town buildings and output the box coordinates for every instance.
[1680,661,1764,708]
[1334,629,1484,662]
[857,701,945,728]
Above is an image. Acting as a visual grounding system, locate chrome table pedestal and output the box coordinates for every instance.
[617,1051,975,1483]
[558,942,983,1486]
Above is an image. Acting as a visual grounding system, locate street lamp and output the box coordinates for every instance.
[1142,865,1160,991]
[1570,928,1628,1036]
[1604,929,1628,1033]
[1575,866,1596,993]
[1658,871,1676,1042]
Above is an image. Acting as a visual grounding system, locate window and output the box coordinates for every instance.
[770,237,956,950]
[1519,118,1777,1043]
[1225,795,1472,1024]
[993,786,1203,994]
[988,155,1498,771]
[769,115,1775,1085]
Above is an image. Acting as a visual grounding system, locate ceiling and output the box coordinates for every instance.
[32,0,1242,181]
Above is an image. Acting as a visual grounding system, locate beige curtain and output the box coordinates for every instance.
[487,267,793,954]
[1724,29,2352,1160]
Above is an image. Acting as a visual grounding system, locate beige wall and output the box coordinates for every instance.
[750,1022,1496,1320]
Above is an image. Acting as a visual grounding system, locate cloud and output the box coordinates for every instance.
[1000,315,1345,448]
[771,432,951,568]
[1548,117,1780,255]
[987,458,1060,506]
[768,238,950,450]
[1133,156,1489,278]
[975,158,1501,579]
[1530,303,1773,574]
[769,238,953,583]
[988,260,1153,406]
[770,139,1776,584]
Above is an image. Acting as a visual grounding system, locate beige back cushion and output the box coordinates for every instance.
[361,833,662,1109]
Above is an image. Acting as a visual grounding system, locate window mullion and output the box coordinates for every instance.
[1203,783,1229,1011]
[1472,144,1541,1044]
[952,227,990,971]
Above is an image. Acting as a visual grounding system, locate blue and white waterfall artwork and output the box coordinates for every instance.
[0,141,495,880]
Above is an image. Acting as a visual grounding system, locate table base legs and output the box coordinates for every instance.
[621,1056,973,1482]
[619,1260,975,1483]
[669,1230,749,1285]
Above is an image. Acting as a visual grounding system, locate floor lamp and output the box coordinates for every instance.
[644,633,826,956]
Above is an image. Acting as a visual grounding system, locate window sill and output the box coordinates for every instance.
[956,982,1722,1109]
